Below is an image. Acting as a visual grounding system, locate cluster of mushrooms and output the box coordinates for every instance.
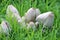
[0,5,54,35]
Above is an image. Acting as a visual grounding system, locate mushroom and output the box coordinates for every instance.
[36,11,54,27]
[27,22,36,30]
[24,8,40,23]
[6,5,22,23]
[25,8,36,23]
[35,8,40,17]
[0,20,11,35]
[20,16,26,27]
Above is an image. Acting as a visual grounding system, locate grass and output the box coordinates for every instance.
[0,0,60,40]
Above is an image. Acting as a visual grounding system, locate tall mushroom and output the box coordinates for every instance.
[0,20,11,35]
[6,5,22,23]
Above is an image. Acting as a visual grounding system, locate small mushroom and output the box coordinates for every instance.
[36,11,54,27]
[27,22,36,30]
[21,16,25,22]
[20,16,26,27]
[0,20,11,35]
[6,5,22,23]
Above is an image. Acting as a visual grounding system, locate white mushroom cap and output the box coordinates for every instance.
[25,8,36,23]
[25,8,41,23]
[0,20,11,35]
[27,22,36,30]
[6,5,19,14]
[35,8,40,17]
[36,11,54,27]
[6,5,22,23]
